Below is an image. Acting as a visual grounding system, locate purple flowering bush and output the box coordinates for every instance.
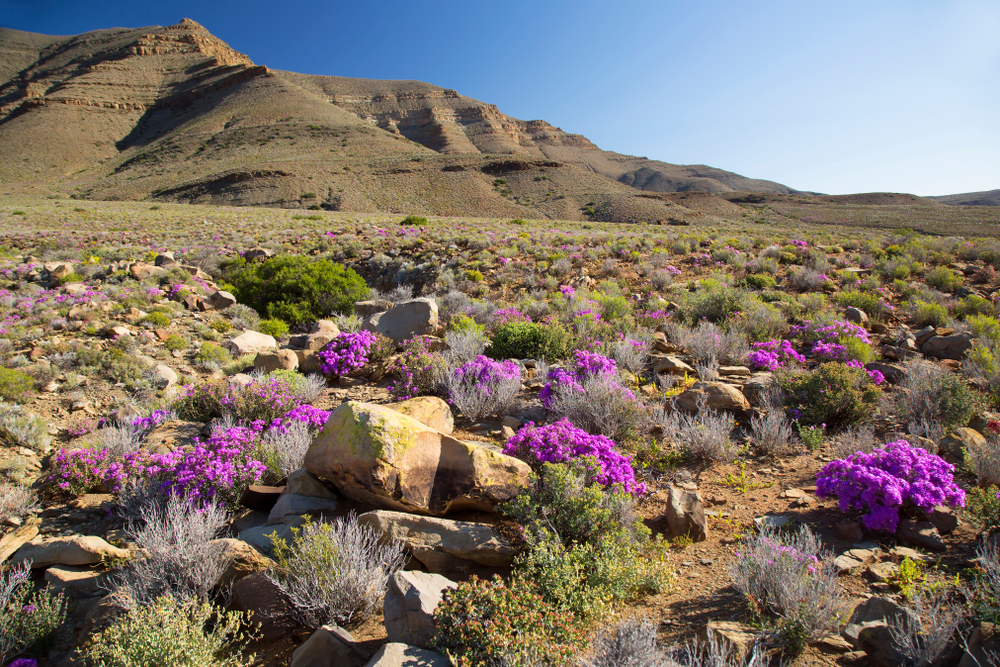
[816,440,965,532]
[539,351,617,409]
[447,355,521,420]
[317,330,377,378]
[388,337,448,400]
[503,418,646,496]
[777,362,881,427]
[748,339,805,371]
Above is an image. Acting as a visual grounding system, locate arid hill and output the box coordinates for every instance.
[931,189,1000,207]
[0,19,795,221]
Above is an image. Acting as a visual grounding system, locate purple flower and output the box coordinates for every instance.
[317,331,377,378]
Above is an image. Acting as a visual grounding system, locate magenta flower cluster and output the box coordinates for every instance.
[747,339,805,371]
[131,409,172,431]
[791,319,871,345]
[846,359,885,385]
[503,418,646,496]
[539,350,617,409]
[815,439,965,532]
[451,355,520,398]
[318,330,377,377]
[493,307,531,328]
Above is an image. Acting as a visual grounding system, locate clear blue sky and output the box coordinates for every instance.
[2,0,998,196]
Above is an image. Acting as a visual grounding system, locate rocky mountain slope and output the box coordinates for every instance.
[930,189,1000,207]
[0,19,795,221]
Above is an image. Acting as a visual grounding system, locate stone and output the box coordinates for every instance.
[305,401,529,515]
[231,570,301,641]
[834,554,865,575]
[266,494,339,525]
[384,571,457,648]
[184,294,208,311]
[890,546,930,561]
[12,535,128,568]
[358,510,517,573]
[697,622,758,664]
[290,624,366,667]
[240,485,285,512]
[293,349,322,373]
[0,519,39,563]
[284,468,339,500]
[150,363,178,389]
[108,325,130,338]
[938,427,985,464]
[895,520,946,552]
[254,349,300,372]
[867,561,899,582]
[389,396,454,434]
[843,596,915,648]
[838,520,865,543]
[664,487,708,541]
[864,362,906,385]
[145,420,204,452]
[859,625,909,667]
[354,299,394,319]
[243,247,274,262]
[676,381,750,412]
[652,355,694,375]
[844,307,869,325]
[741,372,776,407]
[362,643,450,667]
[211,538,274,588]
[927,505,959,534]
[43,565,106,593]
[226,331,278,356]
[154,253,178,268]
[129,263,166,280]
[753,514,790,530]
[44,261,74,279]
[718,365,751,377]
[238,522,295,558]
[364,298,439,343]
[209,290,238,310]
[957,622,1000,667]
[921,333,974,360]
[914,325,938,347]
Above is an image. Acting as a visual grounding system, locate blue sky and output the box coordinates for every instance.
[2,0,998,196]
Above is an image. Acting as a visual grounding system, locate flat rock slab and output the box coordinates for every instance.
[12,535,128,568]
[384,571,457,648]
[362,643,450,667]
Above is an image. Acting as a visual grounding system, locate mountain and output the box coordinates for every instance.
[0,19,797,221]
[930,190,1000,207]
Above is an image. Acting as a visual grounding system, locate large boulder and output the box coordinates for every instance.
[12,536,129,568]
[211,538,274,588]
[676,381,750,412]
[358,510,518,573]
[230,570,301,641]
[254,349,300,372]
[209,290,238,310]
[305,401,529,515]
[842,596,915,648]
[364,298,438,343]
[938,427,985,464]
[290,624,366,667]
[362,643,450,667]
[384,571,457,648]
[664,486,708,541]
[390,396,454,434]
[284,467,339,500]
[266,494,339,526]
[225,331,278,356]
[921,333,973,360]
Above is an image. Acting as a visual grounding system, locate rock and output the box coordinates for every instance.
[389,396,454,434]
[289,332,338,351]
[896,520,946,552]
[293,349,322,373]
[44,261,74,279]
[921,333,973,360]
[859,625,910,667]
[384,571,457,648]
[64,283,89,296]
[867,561,899,582]
[12,535,129,568]
[957,622,1000,667]
[938,427,984,464]
[844,308,869,325]
[652,355,694,375]
[834,554,865,575]
[243,247,274,262]
[676,381,750,412]
[254,349,300,372]
[914,325,938,348]
[231,570,301,641]
[209,290,238,310]
[362,643,450,667]
[150,363,178,389]
[753,514,790,530]
[864,362,906,385]
[0,519,39,563]
[77,596,121,645]
[145,420,205,452]
[266,494,339,526]
[838,520,865,543]
[108,325,130,338]
[718,365,751,377]
[364,298,439,343]
[284,468,339,500]
[927,506,959,534]
[358,510,517,573]
[43,565,107,593]
[212,538,274,588]
[154,253,179,268]
[226,331,278,356]
[354,299,394,318]
[290,624,366,667]
[843,596,916,648]
[305,401,529,515]
[238,522,295,558]
[697,621,758,664]
[664,487,708,541]
[183,294,209,311]
[240,485,285,512]
[741,372,776,407]
[129,263,166,280]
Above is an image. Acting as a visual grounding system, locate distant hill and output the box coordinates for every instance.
[930,190,1000,207]
[0,20,797,221]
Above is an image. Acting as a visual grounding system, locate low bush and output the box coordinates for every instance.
[258,318,289,338]
[388,337,448,400]
[741,274,777,290]
[924,266,962,292]
[816,439,965,532]
[446,355,521,420]
[668,322,748,365]
[489,321,573,362]
[225,255,368,325]
[194,342,232,370]
[582,617,663,667]
[661,401,738,462]
[674,280,749,324]
[1,561,67,663]
[164,334,188,352]
[81,596,254,667]
[964,485,1000,536]
[895,359,979,429]
[0,368,34,403]
[432,576,588,667]
[317,330,377,378]
[0,482,38,523]
[267,515,406,627]
[909,299,950,328]
[0,403,50,450]
[777,362,881,427]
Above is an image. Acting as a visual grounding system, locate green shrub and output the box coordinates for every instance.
[833,290,891,319]
[966,485,1000,535]
[742,274,777,290]
[222,355,255,376]
[164,335,188,352]
[909,300,949,328]
[735,299,788,343]
[388,337,448,399]
[926,370,980,429]
[465,269,484,282]
[924,266,963,292]
[0,403,50,450]
[597,294,631,322]
[208,318,234,334]
[102,349,147,385]
[777,362,881,427]
[489,322,573,361]
[0,368,35,403]
[81,596,254,667]
[141,311,171,327]
[400,214,428,226]
[432,576,587,667]
[954,295,996,320]
[1,562,67,660]
[258,318,289,338]
[843,337,875,364]
[225,255,368,325]
[970,314,1000,343]
[675,280,749,324]
[448,313,485,335]
[195,342,232,369]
